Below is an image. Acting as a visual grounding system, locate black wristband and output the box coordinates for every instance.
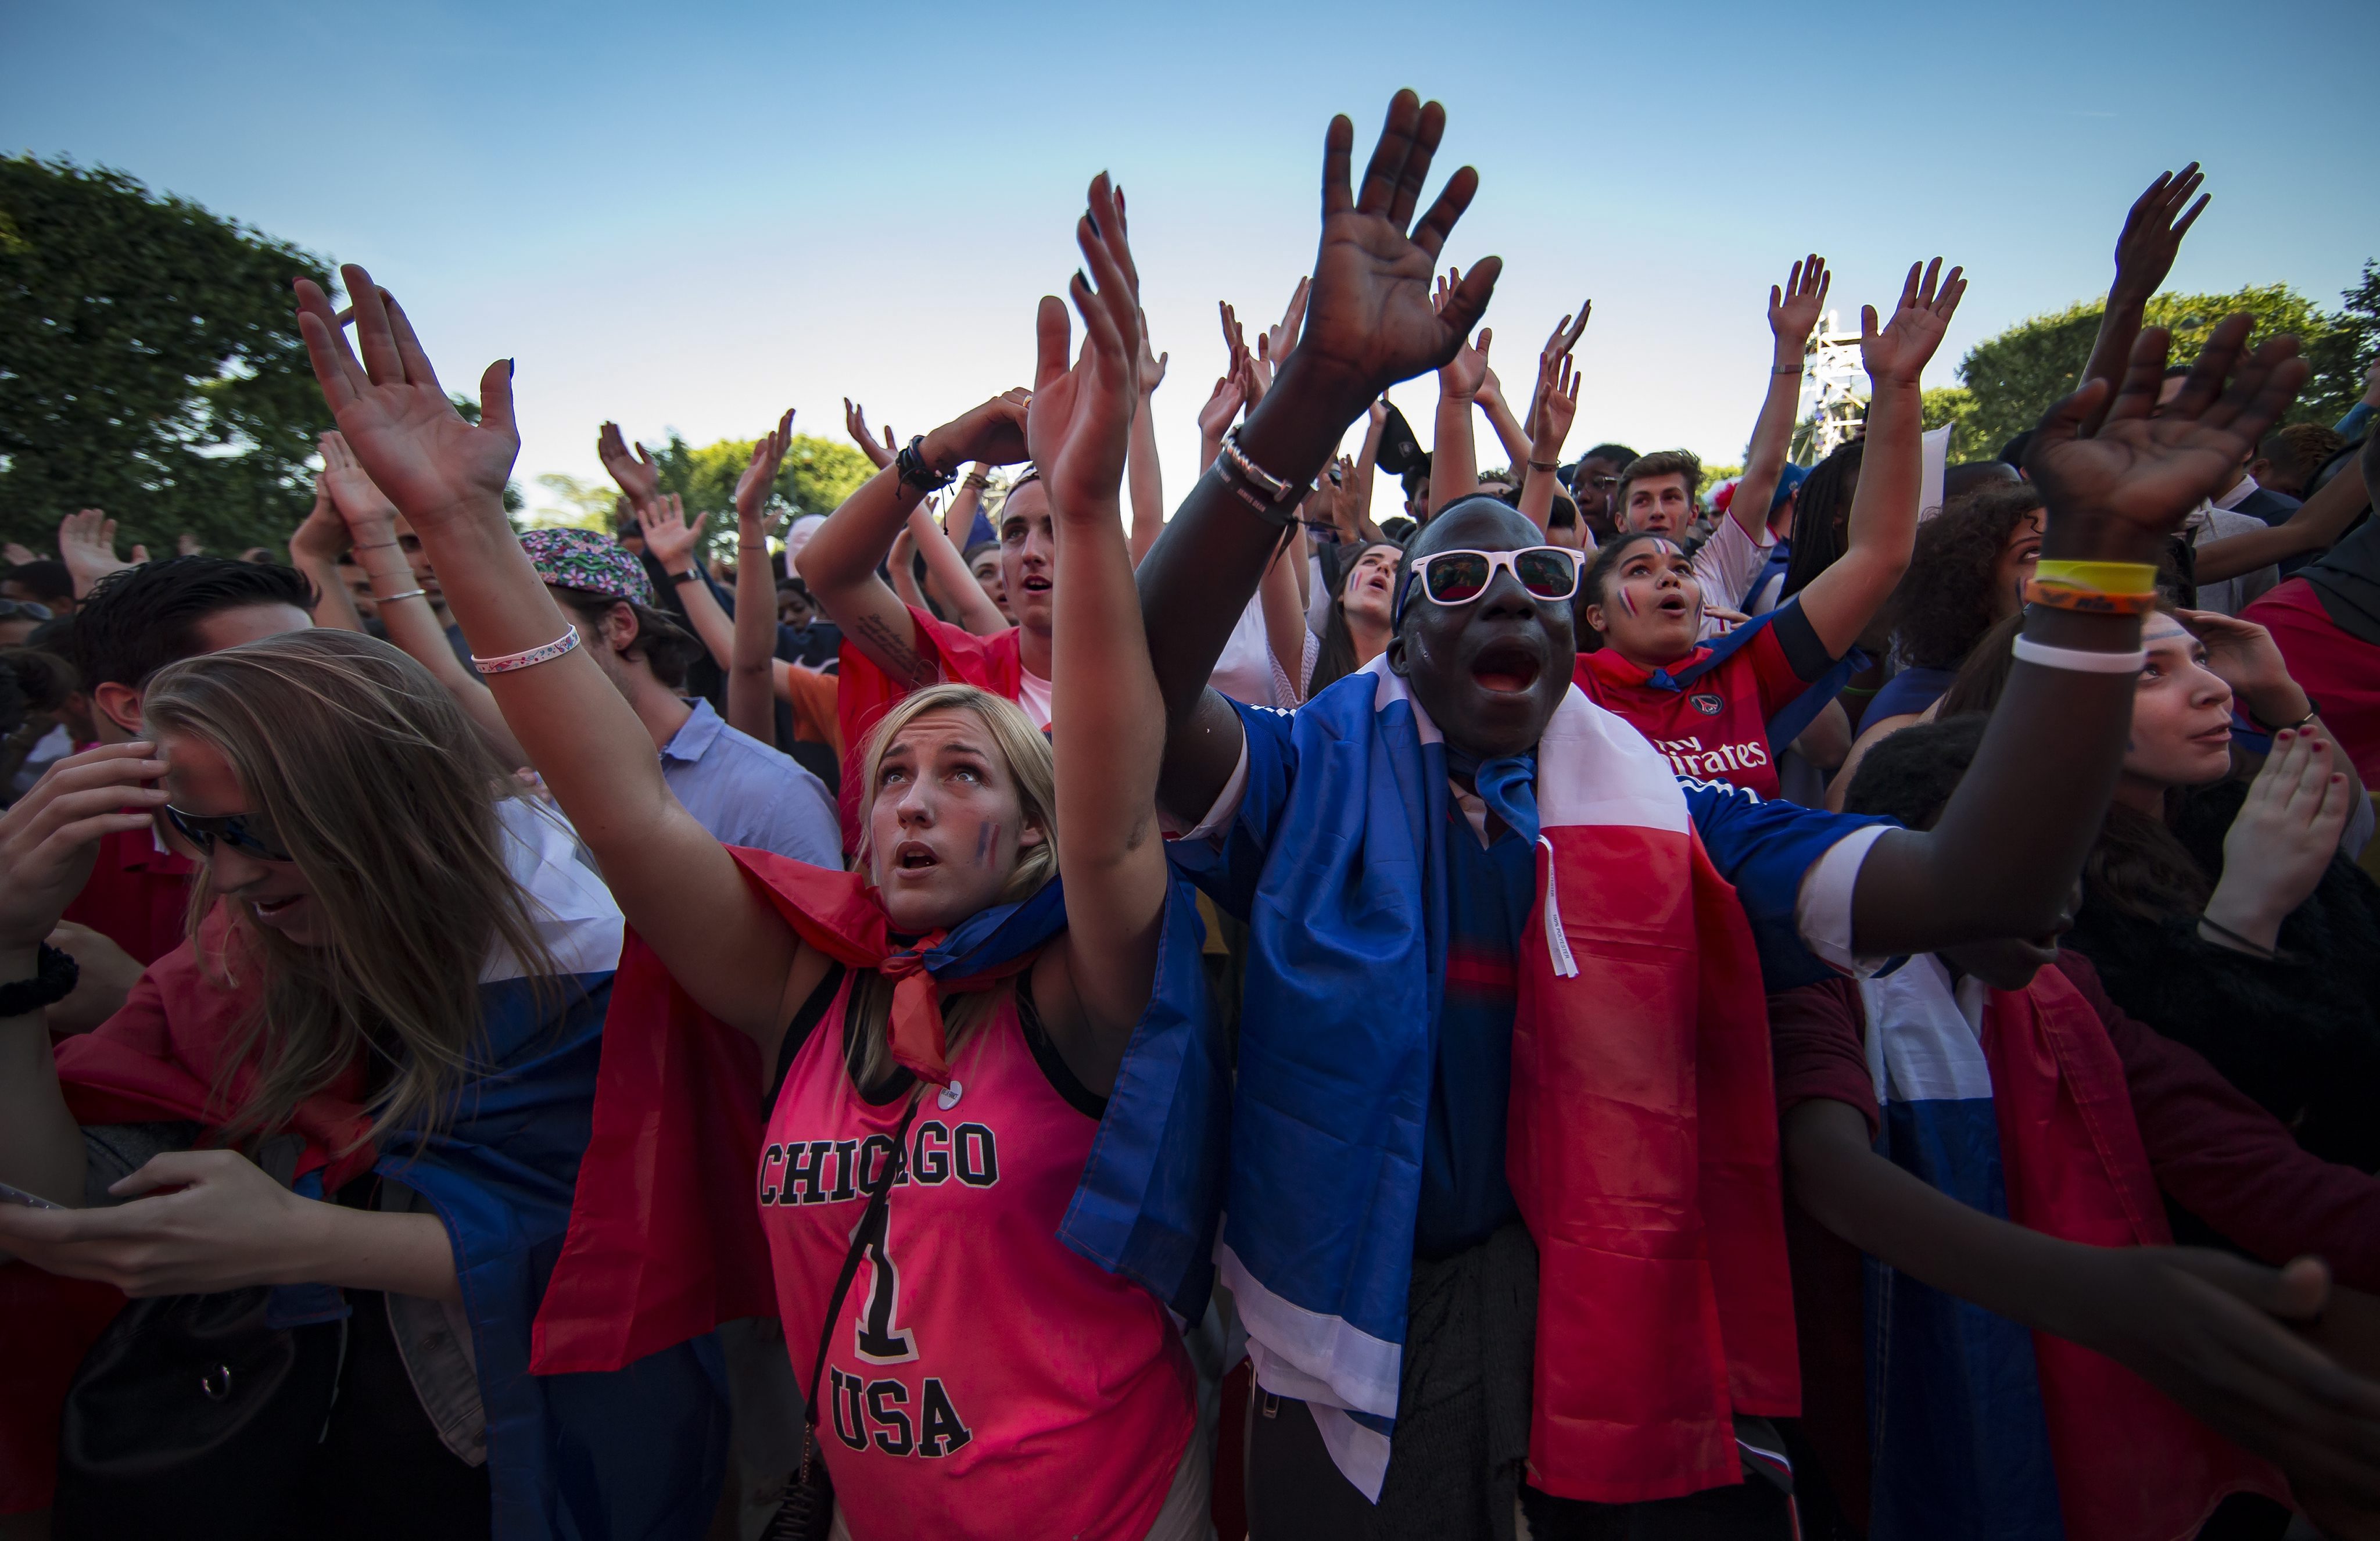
[0,944,79,1018]
[2249,693,2321,734]
[895,436,956,494]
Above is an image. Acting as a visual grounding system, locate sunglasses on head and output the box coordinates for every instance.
[165,805,293,862]
[1395,546,1583,623]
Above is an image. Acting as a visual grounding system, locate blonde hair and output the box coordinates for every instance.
[141,629,558,1152]
[846,682,1056,1090]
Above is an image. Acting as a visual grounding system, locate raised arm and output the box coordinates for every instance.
[596,421,664,516]
[1796,260,1966,657]
[1474,355,1535,475]
[1137,91,1500,819]
[1035,175,1168,1095]
[1428,289,1489,514]
[795,392,1030,688]
[842,399,898,472]
[908,499,1009,635]
[321,431,527,766]
[2189,461,2371,582]
[726,413,794,742]
[1730,256,1830,542]
[287,472,365,634]
[295,267,816,1049]
[1349,399,1388,540]
[1849,313,2310,955]
[2076,166,2207,438]
[1517,306,1588,533]
[1128,311,1169,563]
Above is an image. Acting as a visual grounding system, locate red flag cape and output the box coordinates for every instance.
[832,604,1023,852]
[1985,967,2287,1537]
[1,912,375,1515]
[530,850,1040,1375]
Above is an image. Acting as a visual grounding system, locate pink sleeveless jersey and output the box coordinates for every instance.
[759,973,1196,1541]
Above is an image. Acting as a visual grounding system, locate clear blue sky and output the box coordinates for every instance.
[8,0,2376,524]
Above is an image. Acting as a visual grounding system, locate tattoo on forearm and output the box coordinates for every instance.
[855,612,933,687]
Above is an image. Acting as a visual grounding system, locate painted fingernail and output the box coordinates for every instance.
[506,359,516,378]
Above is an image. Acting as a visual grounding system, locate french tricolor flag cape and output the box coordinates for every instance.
[1861,956,2286,1541]
[1183,657,1798,1504]
[5,801,728,1541]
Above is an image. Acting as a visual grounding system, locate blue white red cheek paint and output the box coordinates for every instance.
[974,820,998,866]
[1619,586,1638,617]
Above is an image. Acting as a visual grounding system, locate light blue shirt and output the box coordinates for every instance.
[659,698,840,868]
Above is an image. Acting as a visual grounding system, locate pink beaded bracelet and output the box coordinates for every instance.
[470,625,580,675]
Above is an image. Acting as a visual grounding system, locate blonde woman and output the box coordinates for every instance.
[0,630,725,1540]
[292,175,1213,1540]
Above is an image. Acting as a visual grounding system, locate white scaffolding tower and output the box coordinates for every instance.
[1790,309,1867,463]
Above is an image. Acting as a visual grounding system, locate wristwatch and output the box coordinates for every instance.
[0,944,80,1018]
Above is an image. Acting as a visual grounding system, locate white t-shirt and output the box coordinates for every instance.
[1015,665,1053,730]
[1690,517,1776,635]
[1208,595,1286,709]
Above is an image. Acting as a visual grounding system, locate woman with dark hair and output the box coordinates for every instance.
[1820,487,2045,806]
[0,630,723,1539]
[1776,437,1864,602]
[1569,259,1964,796]
[1300,537,1398,699]
[2034,607,2378,1172]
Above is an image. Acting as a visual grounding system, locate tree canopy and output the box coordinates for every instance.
[0,155,338,557]
[636,432,876,562]
[1944,270,2376,460]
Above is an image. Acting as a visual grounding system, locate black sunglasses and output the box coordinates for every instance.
[165,805,293,862]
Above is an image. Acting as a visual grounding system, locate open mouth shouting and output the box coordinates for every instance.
[891,838,941,880]
[1470,637,1544,696]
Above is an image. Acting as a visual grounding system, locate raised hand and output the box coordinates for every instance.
[292,266,515,529]
[1197,372,1246,445]
[1541,301,1590,369]
[737,408,795,529]
[1258,275,1310,379]
[1528,350,1581,454]
[1296,91,1500,414]
[2175,608,2302,721]
[844,399,899,470]
[56,510,142,597]
[1769,255,1830,346]
[288,470,350,566]
[1136,311,1168,396]
[922,388,1033,472]
[175,532,202,557]
[596,421,661,508]
[2204,726,2352,951]
[2112,164,2208,302]
[638,493,707,572]
[2026,313,2307,553]
[1029,173,1142,524]
[1,542,35,567]
[1432,270,1494,402]
[318,429,401,537]
[1859,258,1967,386]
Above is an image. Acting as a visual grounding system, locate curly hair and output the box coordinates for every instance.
[1890,483,2044,671]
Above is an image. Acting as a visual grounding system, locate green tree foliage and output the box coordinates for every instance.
[1920,386,1990,462]
[1954,275,2375,456]
[0,156,337,557]
[640,432,875,562]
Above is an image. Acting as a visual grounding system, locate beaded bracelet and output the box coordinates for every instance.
[471,625,580,675]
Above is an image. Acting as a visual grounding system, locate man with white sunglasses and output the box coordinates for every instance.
[1117,89,2354,1541]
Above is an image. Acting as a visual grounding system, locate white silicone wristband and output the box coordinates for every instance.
[2010,635,2148,674]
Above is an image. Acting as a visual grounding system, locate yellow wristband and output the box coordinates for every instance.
[2032,560,2157,596]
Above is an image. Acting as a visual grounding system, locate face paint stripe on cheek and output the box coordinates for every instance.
[975,820,997,866]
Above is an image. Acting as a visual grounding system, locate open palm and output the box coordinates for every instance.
[1299,92,1500,412]
[2027,314,2307,546]
[1029,174,1141,518]
[295,266,517,531]
[1860,259,1965,386]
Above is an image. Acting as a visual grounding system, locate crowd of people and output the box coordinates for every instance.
[3,91,2380,1541]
